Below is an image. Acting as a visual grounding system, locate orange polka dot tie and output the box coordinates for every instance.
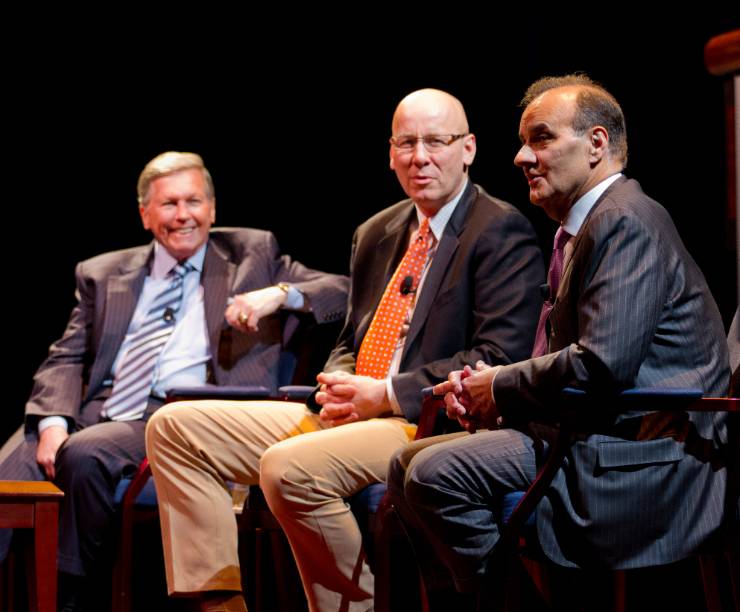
[356,218,432,379]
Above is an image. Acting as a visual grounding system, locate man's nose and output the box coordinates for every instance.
[411,141,431,165]
[174,201,191,219]
[514,145,536,167]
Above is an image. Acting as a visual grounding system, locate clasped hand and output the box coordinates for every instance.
[432,361,501,433]
[315,371,390,427]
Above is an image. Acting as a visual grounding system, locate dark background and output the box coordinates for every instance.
[3,14,738,444]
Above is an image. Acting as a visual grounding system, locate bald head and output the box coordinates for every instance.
[389,88,476,215]
[392,89,469,135]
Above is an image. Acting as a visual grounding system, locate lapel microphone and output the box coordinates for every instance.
[400,275,415,295]
[163,307,175,323]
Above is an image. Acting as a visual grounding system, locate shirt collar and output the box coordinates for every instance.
[561,173,621,237]
[414,179,467,242]
[151,241,207,279]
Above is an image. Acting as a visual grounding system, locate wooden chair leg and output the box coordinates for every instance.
[518,556,551,608]
[270,529,306,612]
[373,503,393,612]
[699,554,724,612]
[252,528,265,612]
[112,502,135,612]
[727,549,740,612]
[1,549,17,612]
[30,500,58,612]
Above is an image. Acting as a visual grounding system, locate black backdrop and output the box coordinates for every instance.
[4,14,738,443]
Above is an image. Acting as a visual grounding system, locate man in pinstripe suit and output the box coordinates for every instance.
[0,151,348,609]
[391,75,730,594]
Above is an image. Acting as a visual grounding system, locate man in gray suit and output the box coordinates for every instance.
[0,151,348,609]
[391,75,730,593]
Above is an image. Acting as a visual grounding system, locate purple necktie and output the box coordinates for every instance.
[531,226,571,358]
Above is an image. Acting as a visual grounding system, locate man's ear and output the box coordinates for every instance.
[139,204,150,230]
[588,126,609,164]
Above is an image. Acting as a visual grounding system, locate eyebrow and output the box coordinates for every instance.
[520,122,551,142]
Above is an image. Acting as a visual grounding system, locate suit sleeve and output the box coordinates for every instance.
[493,207,668,421]
[24,262,96,426]
[266,232,349,325]
[392,210,545,421]
[320,229,361,374]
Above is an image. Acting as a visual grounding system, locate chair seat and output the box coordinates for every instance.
[502,491,536,526]
[114,477,158,507]
[350,482,387,514]
[116,474,384,513]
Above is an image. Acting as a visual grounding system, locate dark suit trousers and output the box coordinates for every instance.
[390,428,539,592]
[0,397,162,576]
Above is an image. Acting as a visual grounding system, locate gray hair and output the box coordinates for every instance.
[137,151,215,206]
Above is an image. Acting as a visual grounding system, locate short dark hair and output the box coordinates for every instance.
[521,74,628,166]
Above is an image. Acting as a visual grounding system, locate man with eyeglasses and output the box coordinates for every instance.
[145,88,544,612]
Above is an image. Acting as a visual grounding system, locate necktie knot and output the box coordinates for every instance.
[172,262,194,280]
[416,218,431,240]
[553,226,571,251]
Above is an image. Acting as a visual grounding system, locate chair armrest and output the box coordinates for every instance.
[690,397,740,412]
[165,384,272,403]
[277,385,315,402]
[561,386,704,411]
[418,387,446,439]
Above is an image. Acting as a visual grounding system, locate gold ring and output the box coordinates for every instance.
[238,311,249,325]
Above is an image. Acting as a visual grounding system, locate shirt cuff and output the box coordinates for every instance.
[38,415,69,434]
[284,286,306,310]
[386,377,403,415]
[490,367,504,427]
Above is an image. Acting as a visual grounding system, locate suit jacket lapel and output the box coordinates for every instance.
[89,245,152,394]
[558,175,627,298]
[202,238,236,359]
[356,205,415,342]
[401,182,475,359]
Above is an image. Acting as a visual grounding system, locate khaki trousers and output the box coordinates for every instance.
[145,400,413,612]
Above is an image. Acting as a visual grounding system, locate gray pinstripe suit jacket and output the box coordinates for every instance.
[493,177,731,569]
[24,227,348,427]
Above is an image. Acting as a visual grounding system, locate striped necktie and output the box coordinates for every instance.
[103,262,194,421]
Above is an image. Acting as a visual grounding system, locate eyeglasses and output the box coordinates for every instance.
[389,133,468,152]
